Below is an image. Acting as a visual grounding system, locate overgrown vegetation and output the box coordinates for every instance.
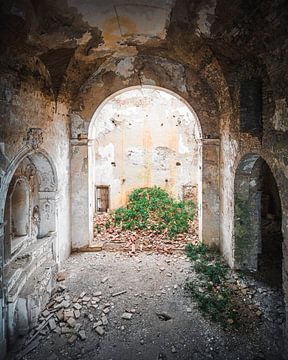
[185,243,240,327]
[110,187,196,239]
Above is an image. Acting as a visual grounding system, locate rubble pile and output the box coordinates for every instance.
[93,213,198,253]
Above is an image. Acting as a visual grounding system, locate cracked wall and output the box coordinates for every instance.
[90,88,201,211]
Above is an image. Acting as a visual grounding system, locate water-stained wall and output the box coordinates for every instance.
[91,88,201,211]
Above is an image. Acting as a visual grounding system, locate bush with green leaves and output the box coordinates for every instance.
[185,243,240,327]
[113,186,196,238]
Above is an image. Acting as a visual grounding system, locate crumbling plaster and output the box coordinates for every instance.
[0,0,288,355]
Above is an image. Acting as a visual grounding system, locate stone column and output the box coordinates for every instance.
[201,139,220,247]
[70,138,92,249]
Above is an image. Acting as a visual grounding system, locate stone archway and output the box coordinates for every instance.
[233,154,283,285]
[71,85,221,250]
[88,86,203,247]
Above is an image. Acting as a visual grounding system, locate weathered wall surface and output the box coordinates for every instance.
[0,57,71,262]
[0,0,288,355]
[91,88,200,211]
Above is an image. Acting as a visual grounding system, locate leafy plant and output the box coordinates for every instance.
[113,187,196,239]
[185,243,239,327]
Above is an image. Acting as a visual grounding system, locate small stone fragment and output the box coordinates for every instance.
[73,303,82,310]
[171,346,176,353]
[101,315,108,326]
[186,307,192,313]
[79,330,86,340]
[56,309,64,321]
[68,334,77,344]
[61,327,74,334]
[56,272,66,282]
[121,312,133,320]
[74,310,81,319]
[49,318,56,331]
[67,317,76,328]
[88,314,94,322]
[95,326,105,336]
[79,291,86,298]
[101,277,108,284]
[42,310,50,317]
[63,309,74,321]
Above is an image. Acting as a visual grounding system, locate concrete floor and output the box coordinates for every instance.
[10,252,285,360]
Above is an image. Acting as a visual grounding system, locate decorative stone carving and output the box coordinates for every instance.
[26,128,43,150]
[31,205,40,240]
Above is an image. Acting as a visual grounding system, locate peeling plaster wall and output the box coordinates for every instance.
[91,88,200,210]
[0,65,71,262]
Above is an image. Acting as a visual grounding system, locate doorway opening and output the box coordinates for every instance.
[96,186,109,213]
[234,154,283,288]
[88,86,202,250]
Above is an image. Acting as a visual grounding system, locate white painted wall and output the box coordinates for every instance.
[90,88,201,211]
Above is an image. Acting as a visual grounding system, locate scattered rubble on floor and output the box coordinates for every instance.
[92,213,198,254]
[12,252,285,360]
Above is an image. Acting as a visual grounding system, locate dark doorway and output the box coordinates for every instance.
[258,162,283,288]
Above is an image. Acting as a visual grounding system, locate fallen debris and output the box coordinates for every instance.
[111,290,127,297]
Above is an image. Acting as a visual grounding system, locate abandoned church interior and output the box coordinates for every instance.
[0,0,287,359]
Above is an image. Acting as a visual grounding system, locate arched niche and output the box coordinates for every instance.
[233,153,283,286]
[2,150,58,263]
[11,178,30,237]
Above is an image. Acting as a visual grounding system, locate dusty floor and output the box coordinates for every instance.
[10,252,286,360]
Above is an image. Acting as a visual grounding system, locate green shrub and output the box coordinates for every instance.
[113,187,196,239]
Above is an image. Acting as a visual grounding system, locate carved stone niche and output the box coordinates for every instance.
[26,128,43,150]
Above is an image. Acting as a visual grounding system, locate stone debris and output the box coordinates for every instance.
[79,291,86,298]
[56,309,64,321]
[48,318,57,331]
[68,334,77,344]
[101,277,109,284]
[74,310,81,319]
[88,314,94,322]
[56,273,66,282]
[121,312,133,320]
[101,315,108,326]
[156,313,172,321]
[78,330,86,340]
[42,310,50,317]
[62,327,74,334]
[95,326,105,336]
[67,317,76,328]
[111,290,127,297]
[73,303,82,310]
[63,309,74,321]
[82,296,91,302]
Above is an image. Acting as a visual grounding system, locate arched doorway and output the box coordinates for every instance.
[234,154,283,287]
[88,86,203,246]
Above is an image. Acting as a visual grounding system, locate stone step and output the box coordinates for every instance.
[6,236,55,303]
